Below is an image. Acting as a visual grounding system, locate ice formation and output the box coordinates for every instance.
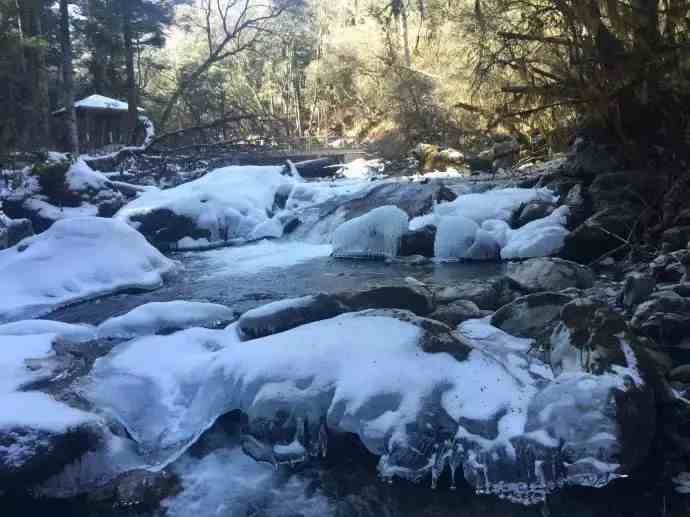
[97,301,234,340]
[0,217,176,323]
[332,206,409,258]
[81,311,647,504]
[500,206,570,259]
[117,165,297,246]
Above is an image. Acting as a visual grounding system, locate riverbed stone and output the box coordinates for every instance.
[621,272,656,309]
[662,226,690,252]
[342,285,435,316]
[429,300,488,327]
[560,208,637,263]
[513,201,554,228]
[506,257,594,293]
[491,292,573,339]
[434,277,522,311]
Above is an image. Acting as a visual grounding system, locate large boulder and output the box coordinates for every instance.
[0,212,33,250]
[506,257,595,293]
[561,183,591,230]
[631,291,690,349]
[662,226,690,253]
[491,292,573,339]
[560,208,638,263]
[562,137,621,178]
[83,308,659,504]
[412,143,465,172]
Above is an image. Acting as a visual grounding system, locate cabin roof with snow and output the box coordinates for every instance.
[53,94,145,115]
[52,95,148,153]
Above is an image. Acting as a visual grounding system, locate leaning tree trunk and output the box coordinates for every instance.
[59,0,79,154]
[122,0,139,145]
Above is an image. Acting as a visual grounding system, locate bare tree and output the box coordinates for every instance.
[158,0,297,131]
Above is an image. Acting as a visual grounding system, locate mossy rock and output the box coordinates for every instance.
[30,158,81,207]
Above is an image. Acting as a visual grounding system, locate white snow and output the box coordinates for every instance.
[117,165,296,246]
[0,217,177,323]
[65,159,110,192]
[23,198,98,222]
[0,320,96,343]
[97,301,234,340]
[426,189,568,261]
[0,333,95,432]
[332,205,409,258]
[500,206,569,259]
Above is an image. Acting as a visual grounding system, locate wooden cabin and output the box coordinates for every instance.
[53,94,149,153]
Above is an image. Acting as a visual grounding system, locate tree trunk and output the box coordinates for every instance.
[59,0,79,154]
[122,0,139,144]
[87,0,106,92]
[18,0,51,149]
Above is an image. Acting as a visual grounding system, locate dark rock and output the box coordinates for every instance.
[562,138,621,178]
[560,208,637,263]
[561,183,591,230]
[292,157,340,178]
[239,285,435,340]
[621,272,656,309]
[631,291,690,346]
[662,226,690,252]
[588,171,666,214]
[87,469,180,513]
[342,285,435,316]
[670,365,690,384]
[513,201,554,228]
[435,277,522,311]
[238,293,349,340]
[491,292,573,339]
[127,208,211,250]
[506,257,595,293]
[429,300,488,327]
[399,225,435,257]
[6,217,33,246]
[0,423,101,491]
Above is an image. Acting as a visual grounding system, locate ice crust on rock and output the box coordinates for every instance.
[0,217,176,323]
[0,320,96,343]
[82,311,647,504]
[97,301,234,339]
[428,190,568,260]
[116,165,296,247]
[332,206,409,258]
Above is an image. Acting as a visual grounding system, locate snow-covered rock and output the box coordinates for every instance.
[97,301,234,340]
[81,309,656,504]
[332,206,409,259]
[419,188,569,261]
[0,217,176,323]
[0,332,99,489]
[506,257,595,293]
[500,206,570,259]
[0,320,96,343]
[116,165,296,250]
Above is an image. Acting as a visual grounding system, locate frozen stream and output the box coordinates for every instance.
[39,239,684,517]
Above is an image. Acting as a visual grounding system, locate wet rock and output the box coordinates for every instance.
[238,293,349,340]
[506,257,595,293]
[342,285,435,316]
[561,183,591,230]
[670,365,690,384]
[434,277,523,311]
[127,208,211,251]
[650,254,686,283]
[491,292,572,339]
[0,423,101,491]
[429,300,488,327]
[87,469,180,513]
[631,291,690,347]
[621,272,656,309]
[0,213,33,249]
[513,200,554,228]
[588,171,665,214]
[399,225,435,257]
[560,208,637,263]
[238,285,435,340]
[662,226,690,253]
